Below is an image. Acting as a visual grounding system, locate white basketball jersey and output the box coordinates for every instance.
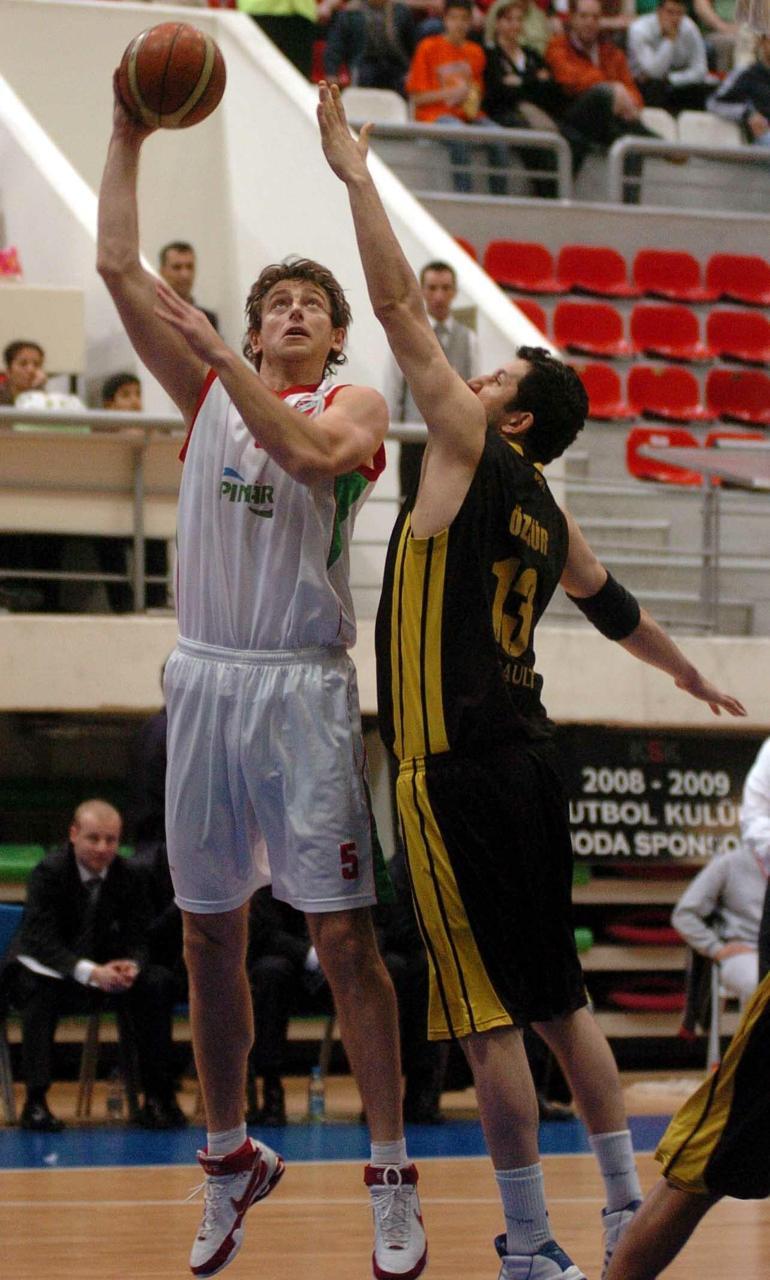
[175,371,385,651]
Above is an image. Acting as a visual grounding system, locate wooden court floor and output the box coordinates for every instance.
[2,1152,769,1279]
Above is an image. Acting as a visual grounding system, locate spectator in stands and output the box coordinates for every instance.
[10,799,185,1131]
[483,0,565,194]
[484,0,554,57]
[158,242,219,333]
[236,0,318,78]
[707,33,770,144]
[406,0,508,192]
[386,259,479,497]
[693,0,739,77]
[246,887,330,1127]
[547,0,658,172]
[102,371,142,412]
[628,0,712,114]
[323,0,417,95]
[671,844,766,1007]
[741,735,770,980]
[0,340,46,405]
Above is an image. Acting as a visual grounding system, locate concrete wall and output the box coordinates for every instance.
[1,614,768,731]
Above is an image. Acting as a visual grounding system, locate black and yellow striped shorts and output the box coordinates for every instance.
[657,971,770,1199]
[396,741,587,1041]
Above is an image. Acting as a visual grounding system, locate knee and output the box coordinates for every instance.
[183,911,246,976]
[310,915,383,985]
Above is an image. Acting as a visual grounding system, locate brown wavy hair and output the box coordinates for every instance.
[242,257,352,377]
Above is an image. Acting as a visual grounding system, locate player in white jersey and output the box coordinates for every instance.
[97,86,427,1280]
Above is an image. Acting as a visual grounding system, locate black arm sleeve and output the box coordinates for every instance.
[566,570,641,641]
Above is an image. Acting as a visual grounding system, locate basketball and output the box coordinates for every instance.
[117,23,226,130]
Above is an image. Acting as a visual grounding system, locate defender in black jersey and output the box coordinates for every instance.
[318,82,746,1280]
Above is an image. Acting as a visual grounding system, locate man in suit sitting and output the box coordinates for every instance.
[12,798,184,1131]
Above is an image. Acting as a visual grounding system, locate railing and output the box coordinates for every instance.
[0,407,185,612]
[348,120,574,201]
[606,136,770,206]
[2,409,769,634]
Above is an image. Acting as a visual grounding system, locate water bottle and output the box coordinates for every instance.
[307,1065,326,1122]
[106,1068,125,1121]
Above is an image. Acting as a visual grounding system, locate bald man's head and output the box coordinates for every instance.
[70,800,122,876]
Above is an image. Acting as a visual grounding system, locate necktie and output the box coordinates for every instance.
[75,877,102,959]
[435,322,449,350]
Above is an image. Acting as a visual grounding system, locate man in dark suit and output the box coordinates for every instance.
[13,798,184,1131]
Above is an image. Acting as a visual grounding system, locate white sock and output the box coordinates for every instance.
[207,1122,248,1158]
[496,1163,552,1255]
[370,1138,408,1168]
[588,1129,642,1213]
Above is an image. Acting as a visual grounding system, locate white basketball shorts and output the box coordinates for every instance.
[164,637,382,915]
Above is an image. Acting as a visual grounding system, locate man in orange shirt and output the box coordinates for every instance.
[547,0,658,176]
[406,0,507,192]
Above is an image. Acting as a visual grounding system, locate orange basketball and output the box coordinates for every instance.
[117,23,226,130]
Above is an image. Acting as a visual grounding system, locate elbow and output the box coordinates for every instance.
[373,293,423,331]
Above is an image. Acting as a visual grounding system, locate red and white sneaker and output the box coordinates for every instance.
[365,1163,428,1280]
[188,1137,285,1277]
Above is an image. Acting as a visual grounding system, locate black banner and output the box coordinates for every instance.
[558,727,766,864]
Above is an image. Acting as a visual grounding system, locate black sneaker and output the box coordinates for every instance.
[20,1099,65,1132]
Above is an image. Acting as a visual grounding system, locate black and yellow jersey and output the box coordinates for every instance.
[376,428,569,760]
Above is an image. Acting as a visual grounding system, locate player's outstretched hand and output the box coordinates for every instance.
[317,81,372,183]
[154,279,227,365]
[674,668,747,718]
[112,70,155,144]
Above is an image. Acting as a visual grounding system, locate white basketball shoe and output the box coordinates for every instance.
[188,1137,285,1277]
[600,1198,642,1279]
[494,1233,587,1280]
[365,1162,428,1279]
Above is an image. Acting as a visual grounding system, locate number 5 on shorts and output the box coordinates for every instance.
[340,841,359,880]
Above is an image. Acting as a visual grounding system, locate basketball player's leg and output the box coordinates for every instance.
[602,1179,716,1280]
[460,1024,540,1168]
[183,904,252,1133]
[306,906,402,1140]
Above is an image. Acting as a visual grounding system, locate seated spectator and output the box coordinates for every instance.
[406,0,508,191]
[547,0,659,173]
[672,844,766,1007]
[0,340,46,405]
[485,0,555,56]
[694,0,738,76]
[9,799,186,1131]
[158,241,219,332]
[247,887,331,1126]
[324,0,416,95]
[102,371,142,412]
[628,0,712,114]
[483,0,565,193]
[708,32,770,143]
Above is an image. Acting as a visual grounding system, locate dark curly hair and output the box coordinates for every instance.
[507,346,587,464]
[242,257,352,378]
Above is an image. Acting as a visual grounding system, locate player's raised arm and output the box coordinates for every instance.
[317,82,484,468]
[96,84,207,422]
[561,508,747,717]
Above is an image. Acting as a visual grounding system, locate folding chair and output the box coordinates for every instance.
[628,365,711,423]
[482,241,565,293]
[706,310,770,365]
[630,304,710,362]
[633,249,717,303]
[553,301,631,357]
[706,253,770,307]
[556,243,637,298]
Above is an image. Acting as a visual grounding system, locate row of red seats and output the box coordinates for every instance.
[456,239,770,307]
[626,425,765,487]
[573,362,770,426]
[515,299,770,365]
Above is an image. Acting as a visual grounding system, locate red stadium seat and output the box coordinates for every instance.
[513,297,548,335]
[454,236,478,261]
[706,310,770,365]
[627,365,711,422]
[482,241,565,294]
[706,253,770,307]
[574,363,634,420]
[630,304,711,362]
[553,301,631,357]
[626,425,703,485]
[632,249,717,303]
[556,244,637,298]
[706,369,770,425]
